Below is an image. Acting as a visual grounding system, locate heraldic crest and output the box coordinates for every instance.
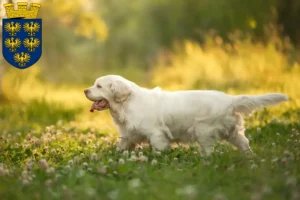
[2,2,42,69]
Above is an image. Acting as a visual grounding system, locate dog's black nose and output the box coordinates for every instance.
[84,89,89,94]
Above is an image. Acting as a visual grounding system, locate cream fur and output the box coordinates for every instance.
[84,75,288,155]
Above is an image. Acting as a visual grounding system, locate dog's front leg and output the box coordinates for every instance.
[116,137,134,151]
[116,129,136,151]
[149,130,170,151]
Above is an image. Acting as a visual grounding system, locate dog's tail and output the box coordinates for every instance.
[232,93,288,116]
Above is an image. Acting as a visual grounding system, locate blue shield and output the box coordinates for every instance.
[2,18,42,69]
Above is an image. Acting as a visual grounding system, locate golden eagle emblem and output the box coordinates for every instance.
[23,22,40,36]
[4,37,21,52]
[4,22,21,36]
[23,37,40,52]
[14,52,31,66]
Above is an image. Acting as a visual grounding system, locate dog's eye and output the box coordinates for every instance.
[97,84,102,88]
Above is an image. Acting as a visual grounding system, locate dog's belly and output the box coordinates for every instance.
[164,116,195,142]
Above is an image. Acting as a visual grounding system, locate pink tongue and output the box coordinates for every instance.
[90,100,108,112]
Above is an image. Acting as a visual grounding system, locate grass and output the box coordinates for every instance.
[0,97,299,200]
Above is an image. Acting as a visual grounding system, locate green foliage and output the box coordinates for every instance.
[0,106,299,199]
[0,100,80,133]
[21,0,299,84]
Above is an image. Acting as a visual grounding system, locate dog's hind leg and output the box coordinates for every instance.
[226,114,253,154]
[227,132,252,154]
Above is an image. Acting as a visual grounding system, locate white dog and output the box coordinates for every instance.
[84,75,288,155]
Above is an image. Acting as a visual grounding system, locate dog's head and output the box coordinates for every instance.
[84,75,133,112]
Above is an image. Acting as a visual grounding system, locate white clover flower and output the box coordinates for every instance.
[46,167,55,175]
[128,155,137,162]
[76,169,85,178]
[50,149,57,154]
[285,177,297,187]
[227,164,235,172]
[64,165,71,171]
[108,159,114,164]
[276,132,280,136]
[25,159,34,171]
[176,185,197,197]
[272,142,276,146]
[123,150,129,157]
[128,178,141,189]
[138,152,143,157]
[250,163,258,170]
[80,153,85,158]
[256,127,261,133]
[131,151,136,156]
[139,155,148,162]
[261,185,272,195]
[107,189,119,200]
[173,158,178,162]
[90,153,98,161]
[98,166,107,174]
[39,159,49,169]
[86,139,92,144]
[82,162,88,169]
[118,159,125,165]
[21,179,30,185]
[68,160,74,166]
[271,158,278,163]
[151,159,158,166]
[85,187,96,197]
[21,170,29,178]
[155,151,161,156]
[56,120,63,126]
[74,156,80,164]
[45,126,51,133]
[0,164,9,176]
[15,143,20,148]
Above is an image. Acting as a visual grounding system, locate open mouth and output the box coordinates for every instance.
[90,99,109,112]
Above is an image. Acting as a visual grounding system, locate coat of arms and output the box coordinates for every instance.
[2,2,42,69]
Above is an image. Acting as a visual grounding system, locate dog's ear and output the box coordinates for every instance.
[109,80,132,103]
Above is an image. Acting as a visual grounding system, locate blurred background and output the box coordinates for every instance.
[0,0,299,133]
